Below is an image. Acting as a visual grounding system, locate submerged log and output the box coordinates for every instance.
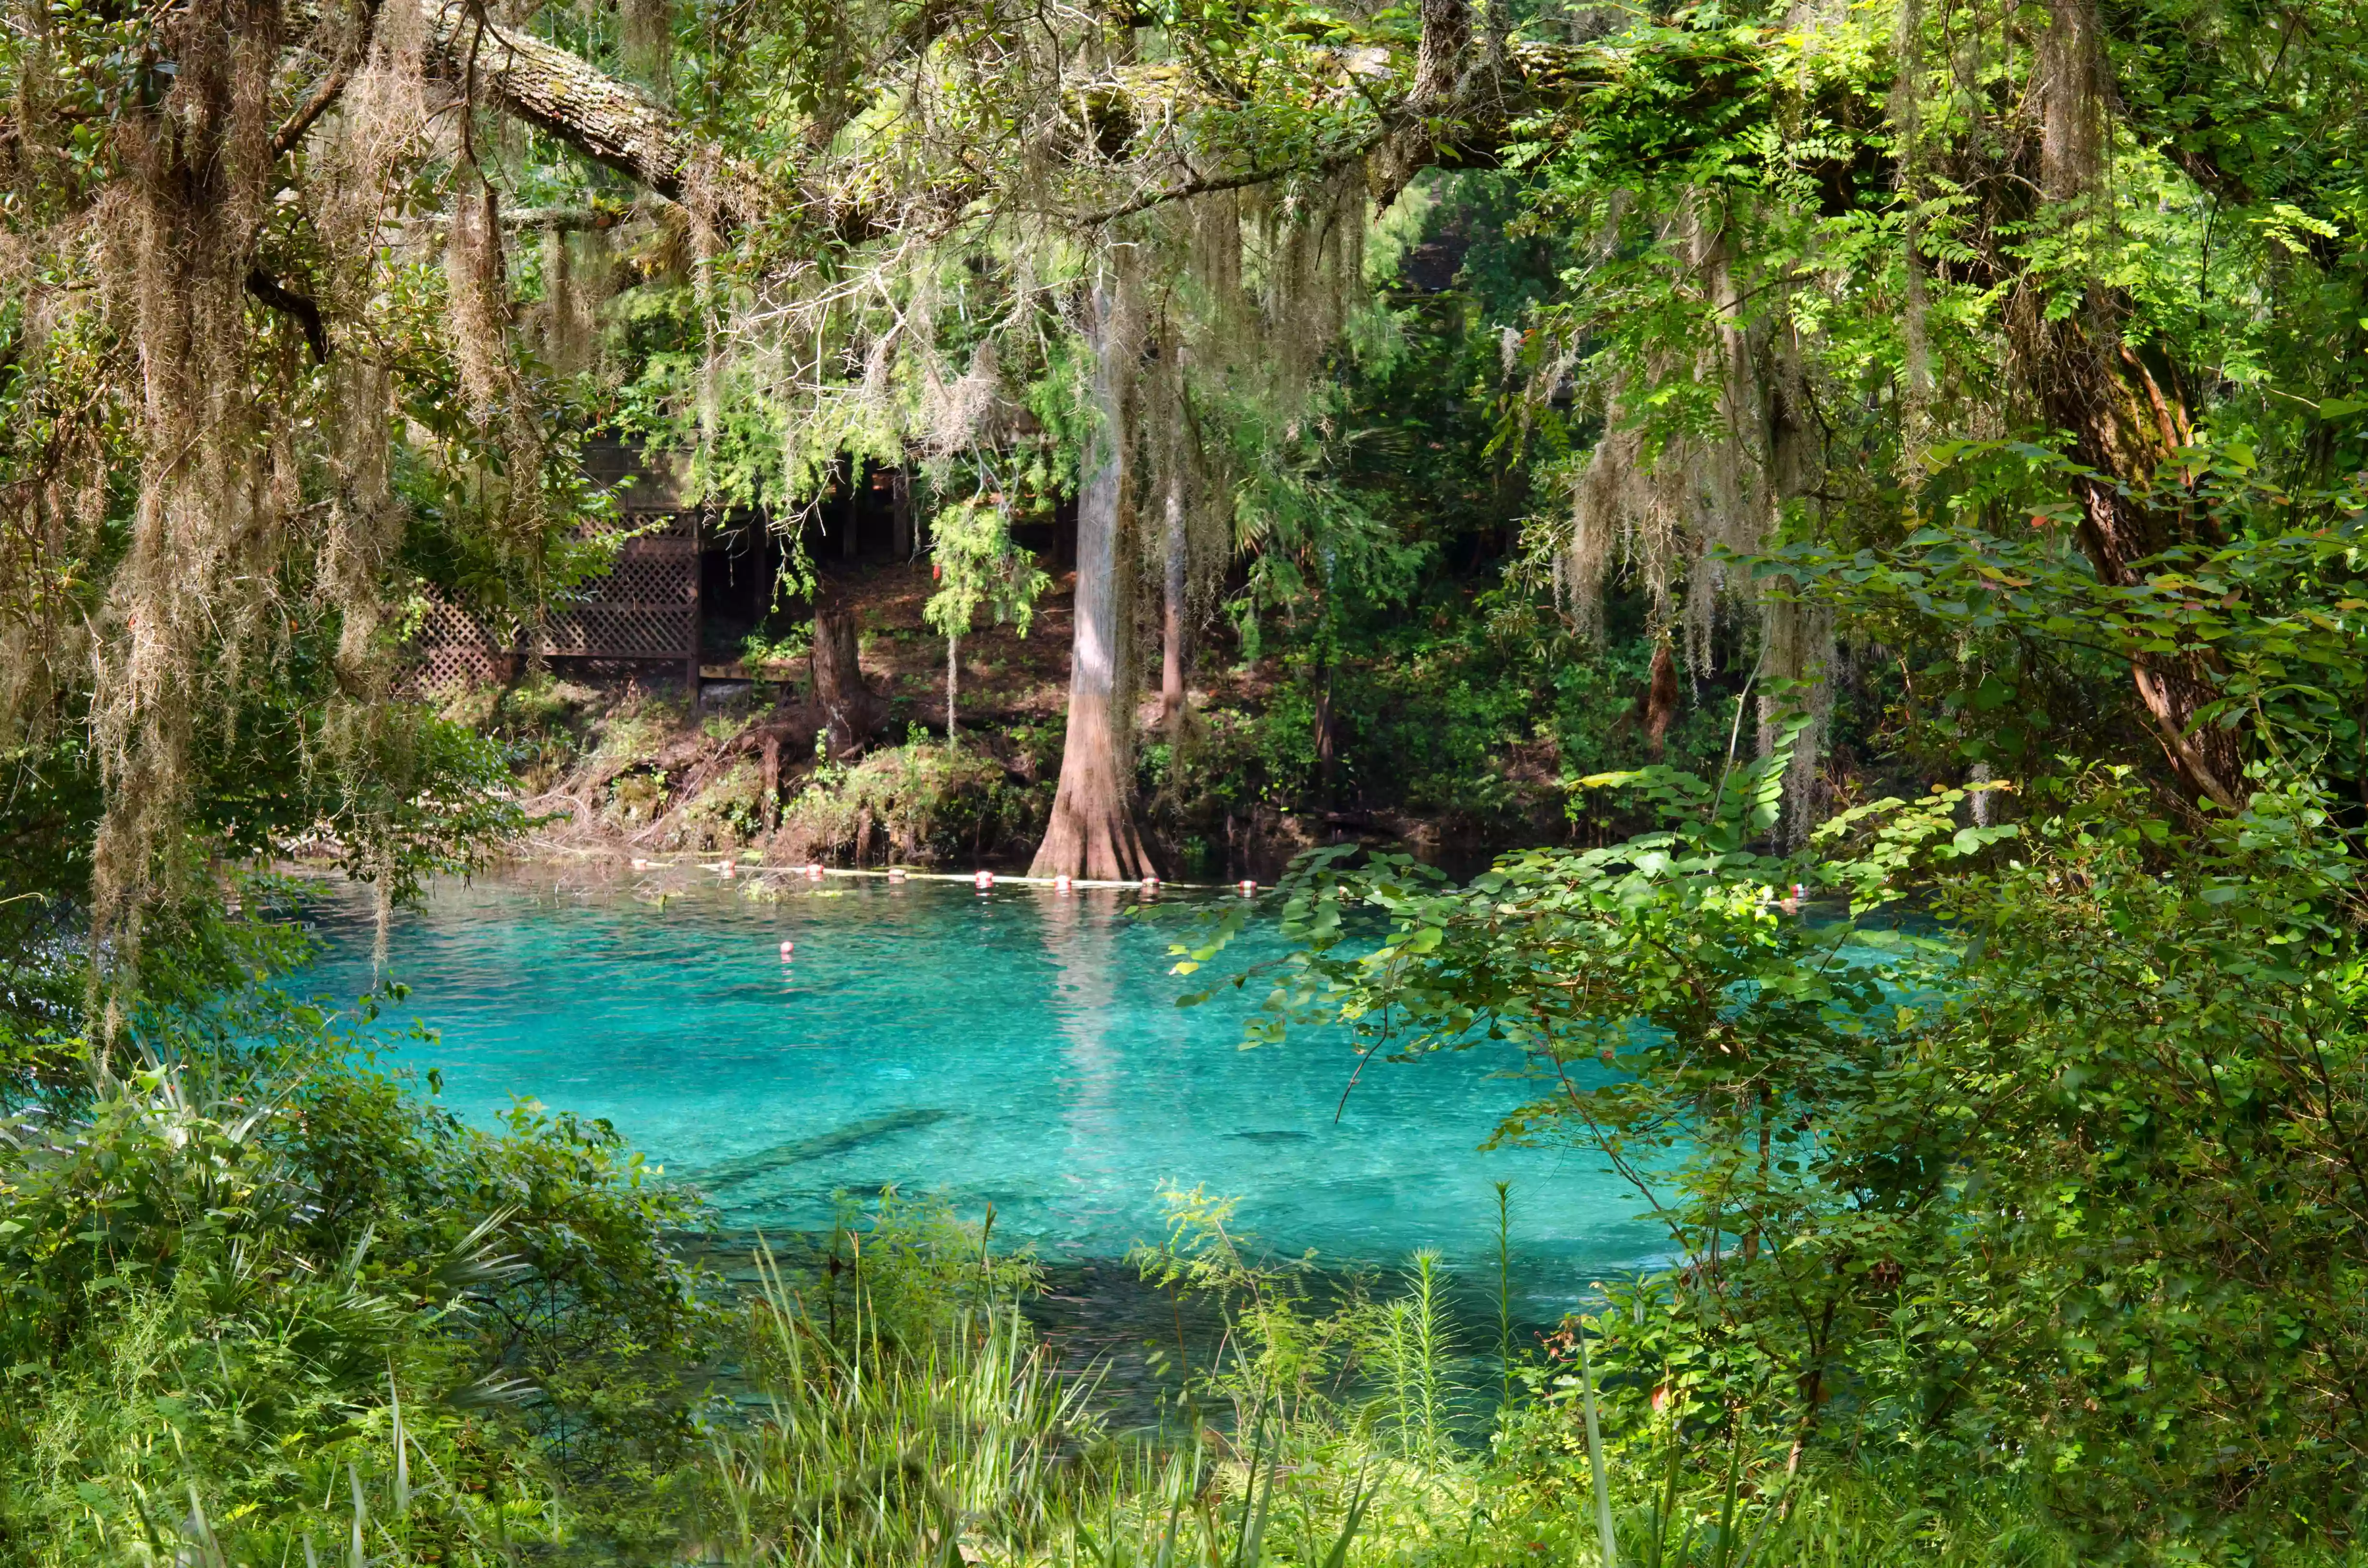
[693,1108,953,1187]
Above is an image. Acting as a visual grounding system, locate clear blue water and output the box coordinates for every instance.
[297,870,1659,1317]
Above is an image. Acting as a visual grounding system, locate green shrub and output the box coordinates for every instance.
[781,738,1043,865]
[1224,755,2368,1561]
[0,979,723,1564]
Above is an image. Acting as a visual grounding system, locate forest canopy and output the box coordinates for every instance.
[2,0,2363,923]
[3,0,2368,1554]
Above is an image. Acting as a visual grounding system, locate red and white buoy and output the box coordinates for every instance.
[1140,874,1161,892]
[1053,873,1073,894]
[974,869,995,891]
[1238,879,1258,896]
[720,861,736,879]
[886,866,908,882]
[779,939,795,961]
[804,861,824,880]
[630,857,650,870]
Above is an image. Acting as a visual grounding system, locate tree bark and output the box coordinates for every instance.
[1313,649,1338,807]
[2039,318,2245,810]
[1645,640,1679,760]
[1159,456,1188,737]
[810,589,878,759]
[1369,0,1475,202]
[423,0,779,230]
[1031,278,1159,882]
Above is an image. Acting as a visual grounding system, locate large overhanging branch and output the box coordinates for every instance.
[1075,37,1604,225]
[424,0,784,231]
[273,0,383,157]
[411,0,1591,245]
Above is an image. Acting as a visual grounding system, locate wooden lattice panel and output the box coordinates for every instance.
[400,477,701,691]
[538,516,697,661]
[402,596,509,696]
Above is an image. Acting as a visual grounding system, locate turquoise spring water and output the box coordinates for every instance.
[297,870,1660,1319]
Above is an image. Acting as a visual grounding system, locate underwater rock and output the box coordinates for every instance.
[1228,1129,1312,1142]
[695,1107,952,1187]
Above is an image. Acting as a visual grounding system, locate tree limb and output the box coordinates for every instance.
[245,268,330,362]
[424,0,783,232]
[273,0,384,158]
[420,0,1591,241]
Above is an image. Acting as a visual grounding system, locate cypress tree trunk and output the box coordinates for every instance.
[810,590,877,759]
[1031,277,1158,882]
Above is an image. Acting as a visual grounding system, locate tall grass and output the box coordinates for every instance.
[700,1192,2368,1568]
[21,1160,2368,1567]
[711,1238,1094,1564]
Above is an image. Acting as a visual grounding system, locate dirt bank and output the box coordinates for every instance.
[443,558,1563,880]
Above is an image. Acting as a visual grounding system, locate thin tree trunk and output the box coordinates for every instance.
[2041,321,2244,809]
[946,632,958,744]
[1645,640,1679,760]
[891,466,912,558]
[1031,276,1158,882]
[1313,648,1337,808]
[760,731,782,831]
[1159,458,1188,737]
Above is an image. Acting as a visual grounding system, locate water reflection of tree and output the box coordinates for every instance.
[1038,890,1129,1254]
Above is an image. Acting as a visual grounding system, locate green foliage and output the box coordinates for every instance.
[1754,441,2368,779]
[13,0,2368,1551]
[1362,1250,1462,1463]
[2,691,527,1056]
[743,625,816,675]
[925,494,1054,653]
[715,1194,1079,1563]
[1205,731,2368,1550]
[0,976,722,1564]
[782,735,1044,864]
[707,1187,2368,1567]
